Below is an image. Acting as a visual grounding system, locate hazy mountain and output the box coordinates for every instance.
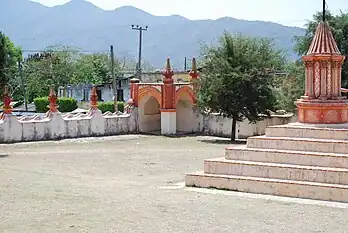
[0,0,305,69]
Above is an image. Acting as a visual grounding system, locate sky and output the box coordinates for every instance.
[31,0,347,27]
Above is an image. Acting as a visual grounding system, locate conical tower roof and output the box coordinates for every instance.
[306,21,341,55]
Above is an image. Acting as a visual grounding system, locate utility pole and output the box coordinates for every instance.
[131,25,148,79]
[110,45,118,112]
[323,0,326,22]
[18,59,28,112]
[184,57,187,71]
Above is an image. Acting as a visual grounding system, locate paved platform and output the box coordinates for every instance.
[1,135,348,233]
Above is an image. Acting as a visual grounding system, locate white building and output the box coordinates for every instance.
[58,75,133,102]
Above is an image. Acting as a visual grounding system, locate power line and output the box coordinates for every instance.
[21,49,110,53]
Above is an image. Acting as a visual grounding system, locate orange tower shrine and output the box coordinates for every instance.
[296,21,348,124]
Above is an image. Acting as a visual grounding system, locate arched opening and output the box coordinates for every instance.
[176,89,196,133]
[139,95,161,133]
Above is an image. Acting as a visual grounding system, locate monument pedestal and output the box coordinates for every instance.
[296,98,348,124]
[186,123,348,202]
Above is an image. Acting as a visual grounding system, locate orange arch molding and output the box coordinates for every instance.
[175,86,196,105]
[138,86,162,107]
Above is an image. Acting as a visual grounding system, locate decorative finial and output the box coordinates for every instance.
[162,57,174,82]
[166,57,171,70]
[48,85,58,112]
[191,57,197,72]
[90,85,98,109]
[2,85,13,115]
[189,57,199,81]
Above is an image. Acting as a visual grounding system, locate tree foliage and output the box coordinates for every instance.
[198,32,286,140]
[0,32,22,93]
[72,53,113,85]
[295,11,348,87]
[274,61,305,112]
[22,46,124,102]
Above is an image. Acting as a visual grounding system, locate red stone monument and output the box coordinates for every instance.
[296,21,348,124]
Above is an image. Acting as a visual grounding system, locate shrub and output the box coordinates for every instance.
[98,102,125,113]
[33,97,49,113]
[58,98,78,113]
[34,97,78,113]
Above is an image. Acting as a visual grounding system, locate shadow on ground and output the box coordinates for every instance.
[198,139,247,145]
[0,154,9,158]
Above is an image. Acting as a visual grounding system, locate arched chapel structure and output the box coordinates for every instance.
[128,58,200,135]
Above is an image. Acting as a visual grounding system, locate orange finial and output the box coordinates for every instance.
[48,85,58,112]
[162,57,174,82]
[2,85,13,115]
[189,57,199,81]
[90,85,98,109]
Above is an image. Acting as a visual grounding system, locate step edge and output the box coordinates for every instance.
[267,125,348,131]
[186,172,348,189]
[248,136,348,144]
[225,147,348,158]
[204,159,348,172]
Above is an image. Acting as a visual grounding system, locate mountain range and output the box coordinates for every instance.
[0,0,305,69]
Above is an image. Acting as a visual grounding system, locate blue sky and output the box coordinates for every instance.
[31,0,347,27]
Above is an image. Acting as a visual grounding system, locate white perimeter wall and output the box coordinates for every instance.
[201,113,297,139]
[0,109,138,143]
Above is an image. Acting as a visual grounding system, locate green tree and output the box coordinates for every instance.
[274,61,305,112]
[72,53,119,84]
[23,46,77,101]
[295,11,348,86]
[198,32,286,141]
[0,32,22,93]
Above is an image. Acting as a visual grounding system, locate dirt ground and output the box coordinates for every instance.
[1,135,348,233]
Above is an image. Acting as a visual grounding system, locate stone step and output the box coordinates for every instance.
[225,146,348,168]
[266,124,348,140]
[204,158,348,185]
[247,136,348,154]
[185,171,348,202]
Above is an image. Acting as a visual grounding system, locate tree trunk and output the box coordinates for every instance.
[231,117,237,141]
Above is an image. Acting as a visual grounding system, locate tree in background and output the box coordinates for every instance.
[198,32,286,141]
[23,46,78,101]
[295,11,348,87]
[0,32,22,93]
[274,61,305,112]
[23,46,124,102]
[72,53,120,85]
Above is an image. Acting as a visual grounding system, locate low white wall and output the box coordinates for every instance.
[201,113,297,139]
[176,100,198,133]
[0,105,296,143]
[0,108,138,143]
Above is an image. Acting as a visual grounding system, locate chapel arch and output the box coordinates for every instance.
[176,87,197,133]
[138,87,162,133]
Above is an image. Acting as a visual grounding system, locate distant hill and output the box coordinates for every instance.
[0,0,305,69]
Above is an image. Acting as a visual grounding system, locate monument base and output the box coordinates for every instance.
[186,123,348,203]
[296,98,348,124]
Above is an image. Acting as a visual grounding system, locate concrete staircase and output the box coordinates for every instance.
[186,123,348,202]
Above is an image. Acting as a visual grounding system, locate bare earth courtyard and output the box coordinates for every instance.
[1,135,348,233]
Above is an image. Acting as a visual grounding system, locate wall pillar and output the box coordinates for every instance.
[161,58,176,135]
[161,109,176,135]
[130,78,140,107]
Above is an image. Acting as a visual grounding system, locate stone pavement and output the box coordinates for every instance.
[1,135,348,233]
